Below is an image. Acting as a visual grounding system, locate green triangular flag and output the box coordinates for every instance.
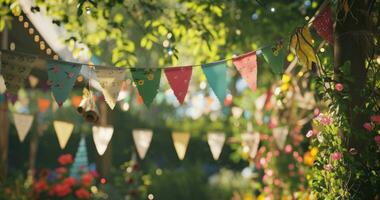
[262,45,286,75]
[70,137,89,178]
[131,68,161,106]
[201,61,227,104]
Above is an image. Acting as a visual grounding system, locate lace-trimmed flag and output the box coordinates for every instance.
[233,51,257,92]
[207,132,226,160]
[13,113,34,142]
[241,132,260,159]
[172,132,191,160]
[131,69,161,106]
[95,68,125,109]
[164,66,192,104]
[132,129,153,159]
[47,61,81,106]
[92,126,114,156]
[53,121,74,149]
[201,61,228,104]
[313,5,334,44]
[272,126,289,150]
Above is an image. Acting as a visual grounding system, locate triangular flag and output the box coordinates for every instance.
[0,74,6,94]
[0,51,34,93]
[207,132,225,160]
[53,121,74,149]
[164,66,192,104]
[13,113,34,142]
[28,75,39,88]
[290,26,318,69]
[171,132,191,160]
[132,129,153,159]
[95,68,125,109]
[92,126,114,156]
[201,61,228,104]
[233,51,257,92]
[272,126,289,150]
[262,43,286,74]
[131,69,161,106]
[70,137,89,178]
[241,132,260,159]
[47,61,81,106]
[313,5,334,44]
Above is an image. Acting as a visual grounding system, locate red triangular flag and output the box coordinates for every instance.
[233,51,257,92]
[164,66,192,104]
[313,6,334,44]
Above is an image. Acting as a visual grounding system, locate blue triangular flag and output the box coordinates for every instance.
[70,137,89,178]
[201,61,228,104]
[47,61,81,106]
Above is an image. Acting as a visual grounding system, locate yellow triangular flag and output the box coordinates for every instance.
[95,68,125,110]
[172,132,191,160]
[290,26,318,69]
[272,126,289,150]
[241,132,260,159]
[53,121,74,149]
[92,126,114,156]
[0,74,6,94]
[132,129,153,159]
[28,75,39,88]
[207,132,225,160]
[13,113,34,142]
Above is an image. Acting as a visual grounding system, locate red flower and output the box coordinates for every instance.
[335,83,344,91]
[370,115,380,125]
[55,167,68,174]
[58,154,73,165]
[363,122,374,132]
[53,183,71,197]
[81,173,94,187]
[75,188,91,199]
[63,177,76,187]
[34,180,48,193]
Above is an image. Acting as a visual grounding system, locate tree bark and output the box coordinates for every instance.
[96,100,112,178]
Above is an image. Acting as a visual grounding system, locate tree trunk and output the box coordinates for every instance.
[0,26,9,183]
[96,100,112,178]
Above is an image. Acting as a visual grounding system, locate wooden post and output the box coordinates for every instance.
[0,26,9,183]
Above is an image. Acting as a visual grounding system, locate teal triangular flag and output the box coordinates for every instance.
[47,61,81,106]
[201,61,228,104]
[262,46,286,75]
[70,137,89,178]
[131,68,161,106]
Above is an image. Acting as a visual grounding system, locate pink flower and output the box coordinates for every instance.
[284,145,293,153]
[374,135,380,145]
[363,122,374,132]
[335,83,344,91]
[288,164,295,170]
[306,130,315,138]
[370,115,380,125]
[313,108,320,117]
[324,164,332,171]
[316,113,332,125]
[331,152,342,161]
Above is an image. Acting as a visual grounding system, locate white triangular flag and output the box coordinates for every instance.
[132,129,153,159]
[92,126,114,156]
[95,68,125,110]
[0,74,6,94]
[172,132,191,160]
[53,121,74,149]
[207,132,225,160]
[272,126,289,150]
[241,132,260,159]
[13,113,34,142]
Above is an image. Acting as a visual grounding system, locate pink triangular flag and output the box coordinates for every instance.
[313,5,334,44]
[233,51,257,91]
[164,66,192,104]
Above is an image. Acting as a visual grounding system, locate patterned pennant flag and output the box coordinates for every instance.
[131,69,161,106]
[201,61,228,104]
[272,126,289,150]
[0,74,6,94]
[0,51,35,93]
[92,126,114,156]
[95,68,125,110]
[262,43,286,74]
[70,137,89,178]
[164,66,192,104]
[13,113,34,142]
[53,121,74,149]
[241,132,260,159]
[47,61,81,106]
[290,26,318,69]
[313,6,334,44]
[207,132,225,160]
[233,51,257,92]
[172,132,191,160]
[132,129,153,159]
